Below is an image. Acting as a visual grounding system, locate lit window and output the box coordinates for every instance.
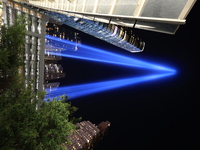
[37,22,41,34]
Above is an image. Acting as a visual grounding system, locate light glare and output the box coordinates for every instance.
[45,35,176,100]
[46,35,176,73]
[45,73,175,100]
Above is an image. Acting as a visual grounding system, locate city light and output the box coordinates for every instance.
[46,35,176,73]
[45,73,175,100]
[45,35,176,100]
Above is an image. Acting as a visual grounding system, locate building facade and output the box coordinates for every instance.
[19,0,196,53]
[26,0,196,34]
[44,62,65,81]
[64,121,110,150]
[44,21,82,95]
[2,0,49,93]
[19,2,145,53]
[2,1,70,94]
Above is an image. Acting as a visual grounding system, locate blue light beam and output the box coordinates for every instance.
[46,35,176,73]
[45,73,175,100]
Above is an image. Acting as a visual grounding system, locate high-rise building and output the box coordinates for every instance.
[27,0,196,34]
[44,62,65,80]
[64,121,110,150]
[20,2,145,53]
[46,21,81,48]
[44,82,60,92]
[20,0,196,53]
[44,21,82,94]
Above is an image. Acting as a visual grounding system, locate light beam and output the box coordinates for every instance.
[45,73,175,100]
[46,35,176,73]
[45,35,176,100]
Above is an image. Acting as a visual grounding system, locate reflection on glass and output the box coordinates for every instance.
[47,12,144,52]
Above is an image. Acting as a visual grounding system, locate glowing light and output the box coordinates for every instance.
[45,73,175,100]
[45,35,176,100]
[46,35,176,73]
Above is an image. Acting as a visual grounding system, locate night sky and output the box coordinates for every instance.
[56,2,200,149]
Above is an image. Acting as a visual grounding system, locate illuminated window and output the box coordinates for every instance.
[37,18,41,34]
[30,10,35,15]
[14,4,21,10]
[31,16,36,32]
[22,7,28,13]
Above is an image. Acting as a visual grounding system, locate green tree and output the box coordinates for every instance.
[0,82,80,150]
[0,15,27,92]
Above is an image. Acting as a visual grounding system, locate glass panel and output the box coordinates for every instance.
[38,38,41,46]
[17,10,21,15]
[68,2,74,11]
[31,16,36,32]
[22,7,28,13]
[37,18,41,34]
[32,36,36,45]
[85,0,95,13]
[114,5,137,16]
[76,0,84,12]
[14,4,21,10]
[141,0,188,19]
[96,0,112,14]
[136,21,179,34]
[113,0,138,16]
[25,35,29,43]
[116,0,138,5]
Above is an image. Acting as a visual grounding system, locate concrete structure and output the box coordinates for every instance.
[26,0,196,34]
[1,1,67,94]
[17,0,196,53]
[64,121,110,150]
[2,0,49,93]
[19,2,145,53]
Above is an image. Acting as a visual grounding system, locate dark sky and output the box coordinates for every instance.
[58,2,200,150]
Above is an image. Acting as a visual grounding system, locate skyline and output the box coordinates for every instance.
[57,1,199,149]
[45,35,176,100]
[1,0,199,149]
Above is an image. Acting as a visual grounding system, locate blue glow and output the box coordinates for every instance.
[45,73,175,100]
[45,35,177,100]
[46,35,176,73]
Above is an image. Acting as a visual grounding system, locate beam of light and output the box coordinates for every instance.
[45,73,175,100]
[45,35,177,100]
[46,35,176,73]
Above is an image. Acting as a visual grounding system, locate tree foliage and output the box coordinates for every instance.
[0,82,80,150]
[0,15,27,92]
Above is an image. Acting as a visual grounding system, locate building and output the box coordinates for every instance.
[44,82,60,93]
[2,0,49,93]
[1,0,67,104]
[0,1,3,26]
[64,121,111,150]
[46,21,81,43]
[20,2,145,53]
[20,0,196,53]
[44,21,82,95]
[46,21,81,51]
[44,62,65,80]
[27,0,196,34]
